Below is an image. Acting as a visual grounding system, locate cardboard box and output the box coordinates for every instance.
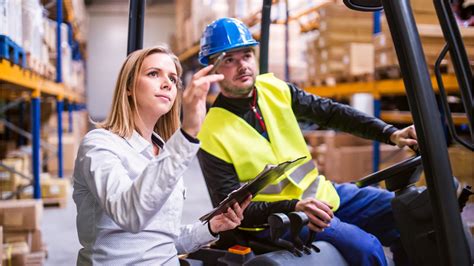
[411,0,437,14]
[13,251,46,266]
[318,32,373,48]
[343,43,374,76]
[41,178,69,199]
[417,145,474,202]
[4,231,32,245]
[3,230,42,253]
[375,49,399,68]
[2,241,30,265]
[0,200,43,231]
[448,146,474,188]
[19,174,69,201]
[319,17,373,32]
[326,144,411,183]
[0,141,16,158]
[304,131,412,183]
[30,230,42,253]
[46,134,79,173]
[0,158,23,192]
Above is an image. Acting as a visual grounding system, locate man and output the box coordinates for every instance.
[197,17,417,266]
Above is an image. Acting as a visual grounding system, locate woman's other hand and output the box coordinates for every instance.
[209,195,252,234]
[181,65,223,137]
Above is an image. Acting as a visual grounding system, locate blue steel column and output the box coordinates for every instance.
[31,91,41,199]
[56,0,63,83]
[68,101,73,133]
[57,97,64,178]
[372,11,382,172]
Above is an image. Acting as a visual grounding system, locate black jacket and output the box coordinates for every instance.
[197,83,397,228]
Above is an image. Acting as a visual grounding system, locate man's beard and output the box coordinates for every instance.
[220,78,255,98]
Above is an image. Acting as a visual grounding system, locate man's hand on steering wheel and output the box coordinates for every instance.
[390,125,418,150]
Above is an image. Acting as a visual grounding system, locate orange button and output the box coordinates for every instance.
[228,245,252,255]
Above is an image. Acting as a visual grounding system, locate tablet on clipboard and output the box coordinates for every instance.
[199,156,306,223]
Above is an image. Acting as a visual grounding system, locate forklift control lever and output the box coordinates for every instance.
[288,212,312,254]
[268,213,300,256]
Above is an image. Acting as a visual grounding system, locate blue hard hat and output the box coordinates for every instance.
[199,18,259,65]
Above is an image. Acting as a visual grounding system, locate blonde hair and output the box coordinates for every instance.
[96,45,183,141]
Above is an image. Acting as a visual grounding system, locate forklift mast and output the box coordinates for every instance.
[341,0,473,264]
[127,0,145,55]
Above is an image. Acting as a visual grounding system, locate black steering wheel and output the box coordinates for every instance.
[356,156,423,191]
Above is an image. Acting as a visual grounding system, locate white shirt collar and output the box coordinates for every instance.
[126,130,164,153]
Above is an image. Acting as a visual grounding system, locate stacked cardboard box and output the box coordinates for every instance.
[375,12,474,78]
[43,109,89,138]
[173,0,270,54]
[19,173,69,208]
[41,109,88,178]
[304,130,412,183]
[174,0,229,54]
[305,3,374,85]
[0,157,31,195]
[1,0,23,46]
[0,141,16,159]
[46,133,79,175]
[341,43,374,77]
[267,22,308,84]
[0,200,46,265]
[416,145,474,199]
[1,0,85,89]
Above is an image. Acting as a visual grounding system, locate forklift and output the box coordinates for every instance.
[127,0,473,264]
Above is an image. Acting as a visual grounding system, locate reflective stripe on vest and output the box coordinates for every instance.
[259,160,316,195]
[301,175,321,199]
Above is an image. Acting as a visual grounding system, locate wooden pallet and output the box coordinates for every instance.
[337,73,374,83]
[42,197,67,208]
[374,65,402,80]
[312,73,374,86]
[374,60,454,80]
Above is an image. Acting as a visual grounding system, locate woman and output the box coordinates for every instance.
[73,45,251,265]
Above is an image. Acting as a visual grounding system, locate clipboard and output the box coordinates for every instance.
[199,156,306,223]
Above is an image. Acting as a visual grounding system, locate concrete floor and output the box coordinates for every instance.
[42,158,212,266]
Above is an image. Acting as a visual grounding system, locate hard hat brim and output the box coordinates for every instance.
[199,41,259,66]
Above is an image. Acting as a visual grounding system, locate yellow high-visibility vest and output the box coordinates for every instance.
[198,73,340,212]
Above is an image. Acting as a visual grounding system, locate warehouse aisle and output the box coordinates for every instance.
[42,186,81,266]
[42,158,213,265]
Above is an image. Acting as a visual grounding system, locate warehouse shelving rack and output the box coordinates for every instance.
[0,0,86,199]
[305,73,468,124]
